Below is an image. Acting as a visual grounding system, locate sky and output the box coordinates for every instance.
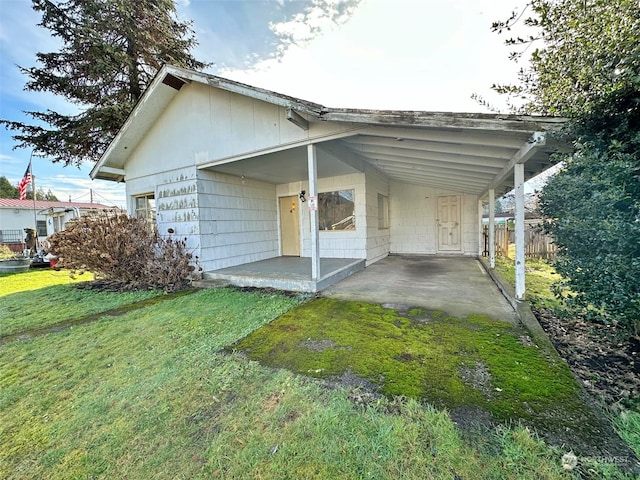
[0,0,525,208]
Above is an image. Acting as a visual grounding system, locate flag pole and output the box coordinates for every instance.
[30,151,37,240]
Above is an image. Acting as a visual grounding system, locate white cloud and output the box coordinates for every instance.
[219,0,520,112]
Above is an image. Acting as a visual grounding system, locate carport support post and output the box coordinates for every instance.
[514,164,525,299]
[488,189,495,269]
[308,144,320,280]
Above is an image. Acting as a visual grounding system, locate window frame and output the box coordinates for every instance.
[133,193,156,224]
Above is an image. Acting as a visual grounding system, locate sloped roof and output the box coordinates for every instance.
[91,64,568,196]
[0,199,113,210]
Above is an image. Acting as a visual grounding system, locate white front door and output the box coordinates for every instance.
[436,195,462,252]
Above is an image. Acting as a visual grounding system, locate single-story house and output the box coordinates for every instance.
[0,199,113,251]
[90,65,566,296]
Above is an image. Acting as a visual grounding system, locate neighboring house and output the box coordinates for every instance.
[0,199,113,251]
[90,65,566,294]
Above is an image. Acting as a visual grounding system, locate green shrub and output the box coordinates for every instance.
[47,210,201,292]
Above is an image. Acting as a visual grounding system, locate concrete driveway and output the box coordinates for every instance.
[322,255,518,324]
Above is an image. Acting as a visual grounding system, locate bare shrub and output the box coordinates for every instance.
[47,210,201,292]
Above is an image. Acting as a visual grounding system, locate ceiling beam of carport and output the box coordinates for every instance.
[340,135,515,161]
[389,174,487,193]
[367,154,501,176]
[341,143,507,169]
[373,163,493,187]
[362,126,533,149]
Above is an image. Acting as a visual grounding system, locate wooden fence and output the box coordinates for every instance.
[482,224,557,260]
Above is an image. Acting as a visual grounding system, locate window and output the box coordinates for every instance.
[53,215,63,233]
[378,194,389,229]
[318,189,355,230]
[36,220,47,237]
[134,193,156,222]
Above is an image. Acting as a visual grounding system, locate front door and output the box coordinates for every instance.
[436,195,462,252]
[279,196,300,256]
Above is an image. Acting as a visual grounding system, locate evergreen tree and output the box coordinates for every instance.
[492,0,640,334]
[1,0,208,167]
[0,176,19,198]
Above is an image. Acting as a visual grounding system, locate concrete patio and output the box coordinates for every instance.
[201,257,365,292]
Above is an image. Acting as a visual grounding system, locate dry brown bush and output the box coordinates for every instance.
[47,210,201,292]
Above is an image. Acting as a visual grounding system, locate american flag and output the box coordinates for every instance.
[18,162,32,200]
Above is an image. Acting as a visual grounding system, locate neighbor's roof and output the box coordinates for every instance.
[0,199,114,210]
[91,64,568,196]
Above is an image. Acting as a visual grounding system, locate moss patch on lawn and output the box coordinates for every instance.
[232,298,609,453]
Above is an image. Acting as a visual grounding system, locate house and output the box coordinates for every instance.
[90,65,566,295]
[0,199,113,252]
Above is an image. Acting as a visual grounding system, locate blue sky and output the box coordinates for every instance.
[0,0,522,207]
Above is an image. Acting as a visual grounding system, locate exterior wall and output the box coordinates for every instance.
[1,206,111,242]
[461,193,481,255]
[0,209,42,234]
[389,181,478,256]
[198,170,278,271]
[127,166,201,255]
[124,82,355,182]
[277,172,368,260]
[364,164,391,264]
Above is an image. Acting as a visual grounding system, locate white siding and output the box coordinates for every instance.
[462,193,480,255]
[390,182,437,255]
[0,209,42,233]
[389,181,479,256]
[364,164,390,264]
[198,170,278,271]
[127,166,201,255]
[124,82,356,181]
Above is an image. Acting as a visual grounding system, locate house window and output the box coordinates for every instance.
[53,215,64,233]
[134,193,156,222]
[318,189,355,230]
[36,220,47,237]
[378,194,389,229]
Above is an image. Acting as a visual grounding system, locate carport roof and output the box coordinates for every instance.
[91,65,568,197]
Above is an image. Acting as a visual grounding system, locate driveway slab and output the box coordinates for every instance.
[322,255,518,324]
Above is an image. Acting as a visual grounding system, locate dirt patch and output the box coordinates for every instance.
[458,361,494,398]
[534,308,640,408]
[299,339,338,352]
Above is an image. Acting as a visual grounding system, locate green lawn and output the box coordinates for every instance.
[0,270,163,336]
[0,270,635,479]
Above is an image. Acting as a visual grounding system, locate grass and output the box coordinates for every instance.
[1,270,636,479]
[0,271,163,336]
[493,256,564,310]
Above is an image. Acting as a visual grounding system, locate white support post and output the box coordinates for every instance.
[478,199,484,257]
[514,164,525,300]
[308,144,320,281]
[488,189,495,269]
